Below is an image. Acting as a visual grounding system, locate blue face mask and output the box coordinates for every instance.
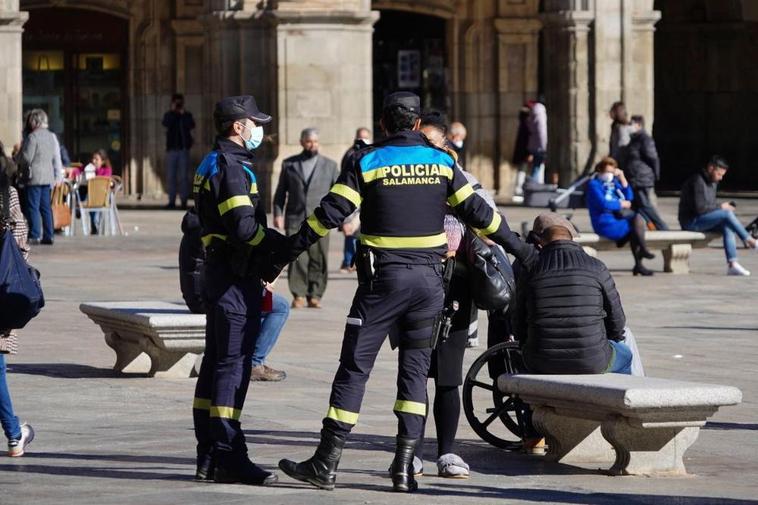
[241,123,264,151]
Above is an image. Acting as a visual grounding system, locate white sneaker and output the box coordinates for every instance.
[8,423,35,457]
[727,262,751,276]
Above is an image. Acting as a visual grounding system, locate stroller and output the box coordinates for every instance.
[522,173,592,211]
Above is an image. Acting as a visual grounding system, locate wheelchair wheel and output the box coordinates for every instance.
[462,340,527,449]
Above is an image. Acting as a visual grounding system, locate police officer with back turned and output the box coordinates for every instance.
[275,92,535,493]
[192,95,285,486]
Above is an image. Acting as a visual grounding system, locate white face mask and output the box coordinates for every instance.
[452,140,464,148]
[600,172,615,183]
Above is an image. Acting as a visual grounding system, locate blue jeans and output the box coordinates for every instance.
[608,340,633,375]
[24,185,53,241]
[166,149,190,205]
[342,235,358,269]
[0,355,21,441]
[252,293,289,367]
[684,209,750,262]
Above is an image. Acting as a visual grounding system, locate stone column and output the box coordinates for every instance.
[494,17,541,196]
[0,1,27,155]
[540,9,594,185]
[270,8,377,168]
[627,7,661,130]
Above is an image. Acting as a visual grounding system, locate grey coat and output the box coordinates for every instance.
[17,128,62,186]
[273,153,339,233]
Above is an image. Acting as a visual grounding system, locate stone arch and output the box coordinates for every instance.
[20,0,133,19]
[372,0,455,19]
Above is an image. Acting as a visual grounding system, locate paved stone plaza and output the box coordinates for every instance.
[1,198,757,505]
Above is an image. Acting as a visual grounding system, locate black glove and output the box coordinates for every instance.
[258,229,290,283]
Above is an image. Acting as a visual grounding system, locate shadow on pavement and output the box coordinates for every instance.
[412,484,758,504]
[7,363,146,379]
[245,429,597,477]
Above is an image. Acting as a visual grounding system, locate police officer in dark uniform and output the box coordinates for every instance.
[192,95,284,486]
[275,92,535,493]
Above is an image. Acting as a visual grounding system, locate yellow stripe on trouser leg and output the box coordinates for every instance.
[210,405,242,421]
[326,406,359,425]
[393,400,426,416]
[193,398,211,410]
[307,214,330,237]
[477,212,502,236]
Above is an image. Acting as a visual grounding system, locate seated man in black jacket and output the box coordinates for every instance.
[512,213,633,375]
[679,156,757,276]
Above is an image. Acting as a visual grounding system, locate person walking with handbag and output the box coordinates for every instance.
[0,165,35,457]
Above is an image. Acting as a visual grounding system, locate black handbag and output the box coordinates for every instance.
[462,229,515,311]
[0,186,45,332]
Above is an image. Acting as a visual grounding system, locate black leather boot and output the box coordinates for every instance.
[194,450,215,482]
[390,436,419,493]
[214,453,278,486]
[278,429,345,490]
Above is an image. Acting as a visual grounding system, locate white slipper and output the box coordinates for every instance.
[437,453,470,479]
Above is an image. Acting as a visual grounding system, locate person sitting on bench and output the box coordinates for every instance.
[679,155,757,276]
[511,213,634,452]
[586,157,655,276]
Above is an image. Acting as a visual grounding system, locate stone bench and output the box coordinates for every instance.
[498,374,741,476]
[576,231,719,274]
[80,301,205,378]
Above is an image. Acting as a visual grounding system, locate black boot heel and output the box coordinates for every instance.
[391,436,420,493]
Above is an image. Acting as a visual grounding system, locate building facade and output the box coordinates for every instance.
[0,0,753,204]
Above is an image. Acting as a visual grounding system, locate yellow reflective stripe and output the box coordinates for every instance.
[393,400,426,416]
[440,166,454,180]
[359,233,447,249]
[193,398,211,410]
[210,406,242,421]
[201,234,227,247]
[330,183,362,207]
[307,214,330,237]
[218,195,252,216]
[448,184,474,207]
[326,406,359,425]
[362,168,381,183]
[204,179,211,191]
[249,183,258,195]
[247,226,266,246]
[477,212,502,236]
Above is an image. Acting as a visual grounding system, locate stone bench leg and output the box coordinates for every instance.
[601,417,700,476]
[531,406,616,464]
[104,331,198,378]
[148,350,200,378]
[662,243,692,274]
[105,331,151,374]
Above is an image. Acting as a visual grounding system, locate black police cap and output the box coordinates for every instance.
[214,95,272,125]
[383,92,421,114]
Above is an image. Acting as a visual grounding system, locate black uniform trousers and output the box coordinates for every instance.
[193,257,262,464]
[323,263,444,440]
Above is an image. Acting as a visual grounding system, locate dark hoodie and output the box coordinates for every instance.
[179,208,205,314]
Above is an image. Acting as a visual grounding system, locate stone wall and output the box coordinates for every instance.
[0,1,27,155]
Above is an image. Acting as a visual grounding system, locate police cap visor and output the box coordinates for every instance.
[383,92,421,114]
[214,95,272,125]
